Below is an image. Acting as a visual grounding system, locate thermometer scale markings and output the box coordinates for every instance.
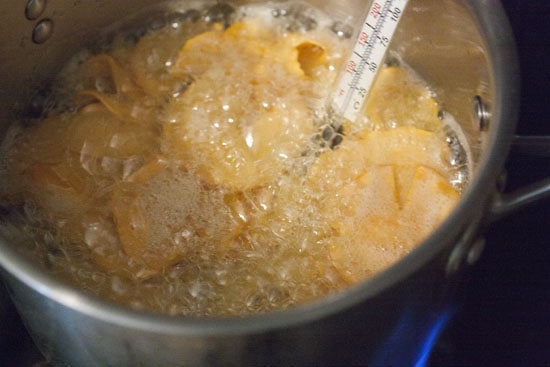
[332,0,409,123]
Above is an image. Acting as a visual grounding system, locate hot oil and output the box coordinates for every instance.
[0,1,471,317]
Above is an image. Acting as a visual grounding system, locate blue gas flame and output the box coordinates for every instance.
[413,308,454,367]
[369,305,455,366]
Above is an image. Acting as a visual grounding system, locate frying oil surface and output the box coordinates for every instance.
[0,1,468,316]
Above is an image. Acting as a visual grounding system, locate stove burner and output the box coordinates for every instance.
[369,305,456,366]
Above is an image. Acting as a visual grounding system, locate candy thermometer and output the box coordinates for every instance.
[332,0,409,123]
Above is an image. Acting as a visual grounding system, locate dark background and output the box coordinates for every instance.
[1,1,550,366]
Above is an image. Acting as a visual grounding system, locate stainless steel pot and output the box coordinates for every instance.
[0,0,548,366]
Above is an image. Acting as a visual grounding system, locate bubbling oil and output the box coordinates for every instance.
[0,1,470,316]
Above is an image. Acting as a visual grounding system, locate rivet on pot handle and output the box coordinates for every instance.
[489,135,550,222]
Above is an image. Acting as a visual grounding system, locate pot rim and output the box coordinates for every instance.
[0,0,519,336]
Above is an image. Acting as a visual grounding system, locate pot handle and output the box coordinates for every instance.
[489,135,550,222]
